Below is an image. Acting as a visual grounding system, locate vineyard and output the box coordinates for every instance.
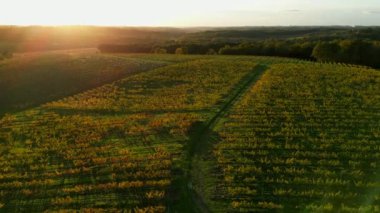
[0,50,379,212]
[0,54,261,212]
[207,63,380,212]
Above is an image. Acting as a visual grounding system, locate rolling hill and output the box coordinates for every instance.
[0,50,379,212]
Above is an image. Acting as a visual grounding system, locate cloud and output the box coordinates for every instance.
[363,10,380,14]
[284,9,302,13]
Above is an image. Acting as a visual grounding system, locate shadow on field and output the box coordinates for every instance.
[168,121,221,213]
[168,64,269,212]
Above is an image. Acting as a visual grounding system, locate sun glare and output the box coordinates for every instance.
[0,0,379,26]
[0,0,238,26]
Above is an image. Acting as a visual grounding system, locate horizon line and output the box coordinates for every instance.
[1,24,380,28]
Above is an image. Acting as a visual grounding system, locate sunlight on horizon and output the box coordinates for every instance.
[1,0,379,26]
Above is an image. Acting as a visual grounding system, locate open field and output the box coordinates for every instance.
[0,50,379,212]
[0,49,175,115]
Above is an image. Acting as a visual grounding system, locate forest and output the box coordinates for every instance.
[99,39,380,68]
[1,26,380,67]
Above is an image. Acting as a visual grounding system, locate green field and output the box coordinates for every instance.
[206,63,380,212]
[0,50,379,212]
[0,49,178,116]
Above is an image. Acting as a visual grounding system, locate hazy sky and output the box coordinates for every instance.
[1,0,379,26]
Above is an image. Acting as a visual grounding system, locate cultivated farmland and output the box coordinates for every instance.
[207,63,380,212]
[0,51,379,212]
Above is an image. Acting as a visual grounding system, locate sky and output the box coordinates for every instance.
[0,0,379,26]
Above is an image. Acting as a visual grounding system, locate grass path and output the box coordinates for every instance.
[191,64,268,156]
[170,64,268,212]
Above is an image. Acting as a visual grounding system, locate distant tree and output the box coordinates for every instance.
[98,44,152,53]
[262,40,276,56]
[298,42,315,59]
[175,47,187,54]
[154,48,167,54]
[371,42,380,68]
[312,42,340,62]
[339,40,360,63]
[274,41,291,57]
[218,45,231,55]
[206,48,217,55]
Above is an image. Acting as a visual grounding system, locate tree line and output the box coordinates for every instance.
[218,40,315,59]
[311,40,380,68]
[98,43,228,55]
[98,39,380,68]
[219,40,380,68]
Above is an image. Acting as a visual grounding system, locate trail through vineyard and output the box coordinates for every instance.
[176,64,268,212]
